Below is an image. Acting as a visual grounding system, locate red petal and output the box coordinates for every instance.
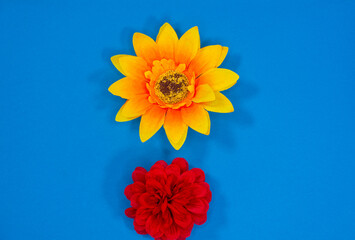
[169,203,193,229]
[165,164,180,195]
[135,207,153,226]
[178,171,196,185]
[164,223,181,240]
[190,168,205,183]
[146,169,167,185]
[125,207,137,218]
[146,215,164,238]
[139,192,158,208]
[131,181,146,194]
[156,237,168,240]
[192,212,207,225]
[205,187,212,203]
[161,209,173,229]
[171,192,190,205]
[132,167,147,183]
[190,183,209,199]
[165,164,180,178]
[198,182,212,202]
[150,160,168,170]
[131,193,141,208]
[124,184,133,200]
[171,185,193,205]
[125,182,146,201]
[172,158,189,173]
[146,179,164,194]
[135,228,147,235]
[179,221,194,238]
[134,218,147,235]
[186,198,208,215]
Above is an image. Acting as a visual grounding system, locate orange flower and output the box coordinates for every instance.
[109,23,239,150]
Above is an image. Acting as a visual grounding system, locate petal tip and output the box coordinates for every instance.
[115,113,131,122]
[108,85,114,94]
[216,47,229,67]
[225,102,235,113]
[172,144,182,150]
[139,129,151,143]
[166,127,188,150]
[189,26,200,39]
[235,72,240,81]
[161,22,172,28]
[139,136,148,143]
[132,32,144,40]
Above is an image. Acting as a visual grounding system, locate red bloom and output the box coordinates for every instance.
[124,158,212,240]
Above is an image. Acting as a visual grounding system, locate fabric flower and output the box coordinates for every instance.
[109,23,239,150]
[124,158,212,240]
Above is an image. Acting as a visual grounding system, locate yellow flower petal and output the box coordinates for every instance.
[189,45,223,77]
[133,33,160,64]
[117,55,149,80]
[108,77,147,99]
[115,95,151,122]
[115,102,140,122]
[193,84,215,103]
[203,92,234,113]
[115,101,139,122]
[175,26,200,65]
[111,54,130,75]
[181,103,210,135]
[164,109,188,150]
[216,47,228,67]
[156,23,178,60]
[139,105,166,142]
[170,126,188,150]
[198,68,239,91]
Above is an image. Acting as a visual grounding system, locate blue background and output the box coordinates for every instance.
[1,0,354,239]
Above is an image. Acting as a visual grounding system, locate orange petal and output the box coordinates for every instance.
[133,33,160,64]
[164,109,188,150]
[198,68,239,91]
[118,55,149,80]
[139,106,166,142]
[181,103,210,135]
[203,92,234,113]
[216,47,228,67]
[175,26,200,65]
[111,54,130,75]
[115,94,151,122]
[156,23,178,60]
[189,45,223,77]
[108,77,147,99]
[193,84,215,103]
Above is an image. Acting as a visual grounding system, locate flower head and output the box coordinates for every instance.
[109,23,239,149]
[124,158,212,240]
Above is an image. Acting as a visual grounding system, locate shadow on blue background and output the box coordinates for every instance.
[1,0,354,239]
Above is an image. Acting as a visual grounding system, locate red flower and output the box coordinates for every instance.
[124,158,212,240]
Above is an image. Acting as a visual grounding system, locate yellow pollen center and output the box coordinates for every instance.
[154,70,189,104]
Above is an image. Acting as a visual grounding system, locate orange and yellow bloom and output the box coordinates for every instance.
[109,23,239,150]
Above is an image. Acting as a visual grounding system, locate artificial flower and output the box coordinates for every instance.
[109,23,239,150]
[124,158,212,240]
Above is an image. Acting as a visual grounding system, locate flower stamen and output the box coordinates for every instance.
[154,70,189,104]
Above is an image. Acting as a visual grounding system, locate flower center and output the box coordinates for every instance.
[154,70,189,104]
